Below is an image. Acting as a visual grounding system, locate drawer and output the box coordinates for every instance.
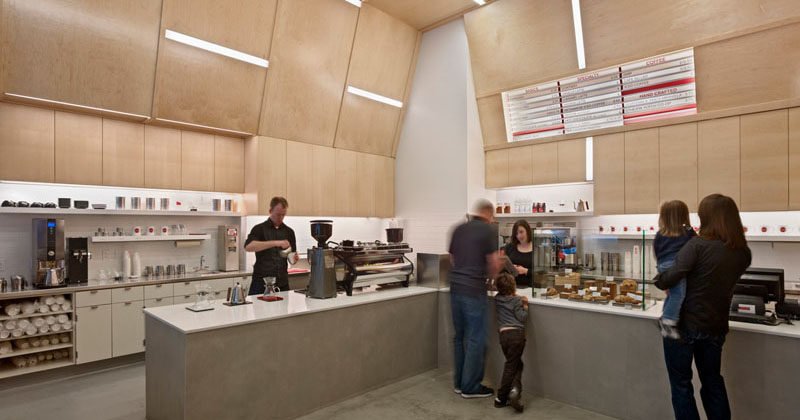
[174,294,196,305]
[144,283,173,299]
[173,280,198,296]
[144,297,174,308]
[111,286,144,303]
[75,289,112,308]
[211,290,227,301]
[207,278,234,292]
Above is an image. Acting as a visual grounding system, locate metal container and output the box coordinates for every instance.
[143,266,154,277]
[166,265,175,276]
[160,198,170,210]
[212,199,222,212]
[146,198,156,210]
[155,265,165,277]
[177,264,186,275]
[224,199,233,212]
[130,197,141,210]
[115,197,126,209]
[0,277,6,293]
[416,253,450,289]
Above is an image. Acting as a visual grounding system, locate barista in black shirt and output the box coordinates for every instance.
[245,197,298,294]
[502,219,533,287]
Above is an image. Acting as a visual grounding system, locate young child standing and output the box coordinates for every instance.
[494,273,527,412]
[653,200,696,339]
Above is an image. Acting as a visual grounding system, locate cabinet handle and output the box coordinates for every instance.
[91,305,99,309]
[125,301,132,305]
[155,298,163,302]
[90,290,99,294]
[156,284,162,288]
[125,287,132,291]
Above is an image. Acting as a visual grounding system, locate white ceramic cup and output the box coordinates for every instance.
[132,226,142,236]
[160,226,169,235]
[146,226,155,236]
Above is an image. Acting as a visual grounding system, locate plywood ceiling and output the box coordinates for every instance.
[364,0,479,30]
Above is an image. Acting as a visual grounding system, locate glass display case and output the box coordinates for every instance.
[518,226,659,309]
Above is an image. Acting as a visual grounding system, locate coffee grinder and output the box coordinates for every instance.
[33,218,67,288]
[306,220,337,299]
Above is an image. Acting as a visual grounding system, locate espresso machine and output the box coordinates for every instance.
[306,220,337,299]
[217,225,240,271]
[33,218,67,288]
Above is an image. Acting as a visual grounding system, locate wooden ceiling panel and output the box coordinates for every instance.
[334,92,402,157]
[364,0,476,30]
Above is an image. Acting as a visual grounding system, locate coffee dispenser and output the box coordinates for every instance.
[307,220,337,299]
[67,237,90,284]
[33,218,67,288]
[217,225,240,271]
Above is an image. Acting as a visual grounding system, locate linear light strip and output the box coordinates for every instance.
[474,0,487,5]
[344,0,362,7]
[165,29,269,68]
[585,137,593,181]
[571,0,587,70]
[4,93,149,119]
[346,86,403,108]
[154,118,253,136]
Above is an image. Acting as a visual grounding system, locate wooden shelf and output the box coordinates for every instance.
[0,309,73,322]
[496,211,594,218]
[0,208,240,217]
[0,329,73,343]
[0,359,73,379]
[0,343,73,360]
[90,234,210,243]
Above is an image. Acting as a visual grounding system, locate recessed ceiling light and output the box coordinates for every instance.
[346,86,403,108]
[571,0,586,69]
[165,29,269,68]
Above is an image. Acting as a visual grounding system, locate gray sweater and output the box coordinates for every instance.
[495,295,528,329]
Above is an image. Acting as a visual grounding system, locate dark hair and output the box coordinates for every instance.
[698,194,747,249]
[269,196,288,211]
[509,220,532,247]
[496,273,516,296]
[658,200,691,237]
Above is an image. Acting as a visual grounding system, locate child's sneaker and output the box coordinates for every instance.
[508,387,524,412]
[494,397,508,408]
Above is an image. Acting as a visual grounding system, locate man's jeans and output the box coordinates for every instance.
[663,329,730,420]
[451,293,488,394]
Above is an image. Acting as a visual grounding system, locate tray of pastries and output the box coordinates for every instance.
[619,279,639,294]
[613,293,643,308]
[541,287,559,299]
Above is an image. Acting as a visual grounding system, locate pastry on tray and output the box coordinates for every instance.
[545,287,558,296]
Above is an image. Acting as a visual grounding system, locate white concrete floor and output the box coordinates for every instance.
[0,363,616,420]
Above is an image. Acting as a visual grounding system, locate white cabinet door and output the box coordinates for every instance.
[174,294,195,305]
[76,304,111,364]
[112,301,144,357]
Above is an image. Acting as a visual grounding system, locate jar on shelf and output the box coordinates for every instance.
[496,204,503,214]
[503,203,511,213]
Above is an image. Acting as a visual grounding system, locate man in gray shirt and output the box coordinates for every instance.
[448,199,500,399]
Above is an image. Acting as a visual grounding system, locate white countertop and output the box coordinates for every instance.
[144,286,437,334]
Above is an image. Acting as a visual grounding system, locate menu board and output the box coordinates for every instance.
[502,49,696,142]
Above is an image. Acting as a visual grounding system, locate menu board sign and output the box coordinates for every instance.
[502,49,696,142]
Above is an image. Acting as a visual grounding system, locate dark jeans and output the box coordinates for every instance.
[451,292,488,394]
[663,329,730,420]
[498,328,525,399]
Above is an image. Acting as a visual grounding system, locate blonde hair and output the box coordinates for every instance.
[658,200,690,237]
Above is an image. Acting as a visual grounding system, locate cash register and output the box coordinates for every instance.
[729,267,787,325]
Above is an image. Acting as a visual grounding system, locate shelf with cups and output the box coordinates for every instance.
[0,342,73,360]
[90,234,211,243]
[0,359,73,379]
[0,328,73,343]
[496,211,595,218]
[0,208,239,217]
[0,309,73,322]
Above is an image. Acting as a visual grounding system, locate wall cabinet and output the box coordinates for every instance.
[181,131,215,191]
[790,107,800,210]
[112,301,145,357]
[55,111,102,185]
[286,141,314,216]
[312,146,337,216]
[740,110,789,211]
[557,139,586,183]
[698,116,741,205]
[335,148,359,217]
[356,153,378,217]
[532,143,558,185]
[485,149,509,188]
[244,136,287,215]
[659,123,698,211]
[375,155,395,218]
[0,103,55,182]
[214,136,245,193]
[144,125,182,190]
[624,129,660,214]
[76,305,112,364]
[507,145,533,186]
[593,133,625,215]
[103,119,145,188]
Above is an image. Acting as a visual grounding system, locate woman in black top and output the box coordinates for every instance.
[655,194,751,420]
[502,220,533,287]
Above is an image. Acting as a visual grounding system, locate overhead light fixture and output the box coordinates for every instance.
[474,0,487,5]
[154,118,253,136]
[165,29,269,68]
[585,137,593,181]
[4,93,149,119]
[344,0,362,6]
[346,86,403,108]
[571,0,586,69]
